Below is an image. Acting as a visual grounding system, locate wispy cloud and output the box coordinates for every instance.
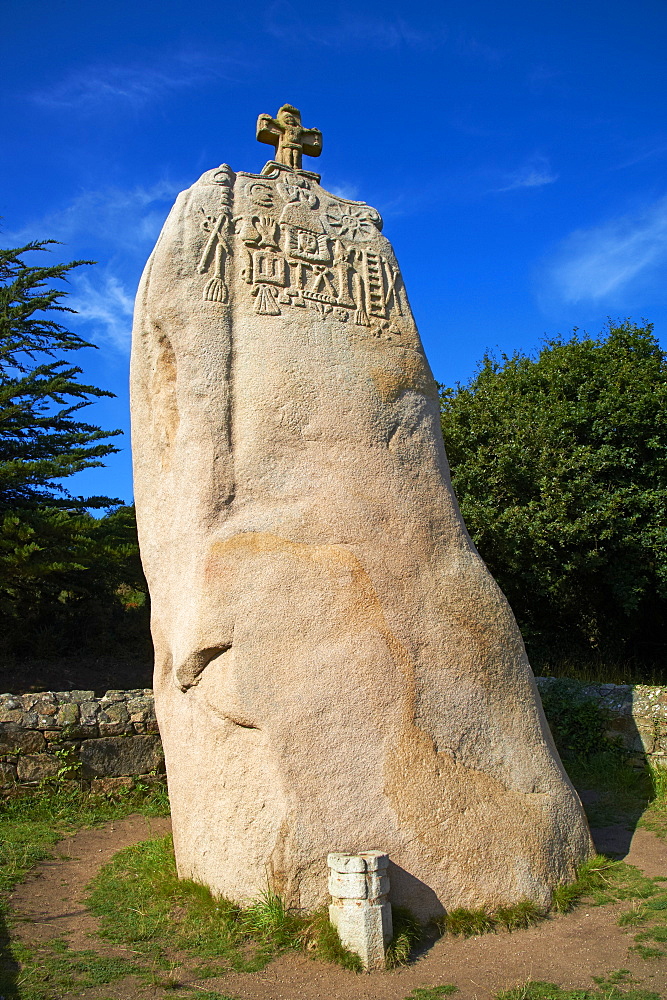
[69,273,135,351]
[496,154,558,192]
[543,194,667,304]
[6,181,179,253]
[32,50,231,112]
[265,1,448,51]
[328,182,361,201]
[5,182,180,353]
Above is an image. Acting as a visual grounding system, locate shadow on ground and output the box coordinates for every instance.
[0,908,19,1000]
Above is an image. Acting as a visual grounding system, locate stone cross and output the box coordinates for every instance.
[256,104,322,170]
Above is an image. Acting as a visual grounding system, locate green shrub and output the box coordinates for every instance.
[539,679,616,757]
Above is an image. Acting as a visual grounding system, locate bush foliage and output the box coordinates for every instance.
[440,321,667,669]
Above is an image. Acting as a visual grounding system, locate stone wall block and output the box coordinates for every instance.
[79,702,100,727]
[98,702,131,736]
[0,761,16,787]
[0,728,46,754]
[631,734,652,753]
[56,703,80,727]
[127,696,156,723]
[0,696,22,711]
[90,776,136,794]
[17,753,61,782]
[0,708,23,724]
[22,693,56,711]
[80,735,165,778]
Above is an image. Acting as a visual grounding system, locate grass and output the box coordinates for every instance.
[438,898,543,938]
[385,905,425,966]
[0,779,169,1000]
[0,778,169,905]
[435,852,655,941]
[403,987,458,999]
[2,937,143,1000]
[638,766,667,840]
[87,833,362,975]
[495,975,661,1000]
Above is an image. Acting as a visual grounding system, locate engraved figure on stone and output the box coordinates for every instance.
[256,104,322,170]
[197,211,229,304]
[278,174,318,208]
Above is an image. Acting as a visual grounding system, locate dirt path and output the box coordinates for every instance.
[8,819,667,999]
[10,814,172,952]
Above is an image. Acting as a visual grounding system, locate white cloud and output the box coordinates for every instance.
[32,50,230,112]
[328,182,361,201]
[496,154,558,192]
[545,195,667,303]
[69,272,135,351]
[4,182,180,354]
[265,2,448,51]
[6,181,179,253]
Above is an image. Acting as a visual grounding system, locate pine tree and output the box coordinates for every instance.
[0,240,121,510]
[0,241,150,665]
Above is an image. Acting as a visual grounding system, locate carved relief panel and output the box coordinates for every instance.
[193,164,411,341]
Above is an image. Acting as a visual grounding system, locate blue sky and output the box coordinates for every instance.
[2,0,667,505]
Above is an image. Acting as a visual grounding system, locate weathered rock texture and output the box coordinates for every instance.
[130,138,592,918]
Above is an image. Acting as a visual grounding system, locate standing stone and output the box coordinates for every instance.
[131,106,592,920]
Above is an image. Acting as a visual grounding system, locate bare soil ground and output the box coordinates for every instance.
[8,816,667,1000]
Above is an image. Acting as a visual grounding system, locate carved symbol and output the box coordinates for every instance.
[278,174,318,208]
[239,217,261,245]
[361,251,386,318]
[326,203,381,240]
[213,165,233,186]
[198,211,230,304]
[253,250,287,286]
[383,259,403,317]
[253,283,281,315]
[211,166,234,210]
[255,217,280,248]
[283,224,331,263]
[352,272,369,327]
[256,104,322,171]
[306,265,338,300]
[246,182,274,208]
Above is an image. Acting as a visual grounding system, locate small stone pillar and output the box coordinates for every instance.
[327,850,393,971]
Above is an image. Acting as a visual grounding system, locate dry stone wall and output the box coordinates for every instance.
[0,689,163,792]
[534,678,667,765]
[1,679,667,794]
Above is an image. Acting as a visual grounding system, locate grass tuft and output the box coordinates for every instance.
[438,906,495,937]
[495,977,661,1000]
[551,855,656,914]
[386,906,424,966]
[403,987,459,999]
[303,909,363,972]
[437,898,542,938]
[495,899,543,931]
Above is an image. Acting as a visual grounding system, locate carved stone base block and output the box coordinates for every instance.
[328,852,392,971]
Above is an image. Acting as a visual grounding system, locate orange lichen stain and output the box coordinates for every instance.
[370,348,438,405]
